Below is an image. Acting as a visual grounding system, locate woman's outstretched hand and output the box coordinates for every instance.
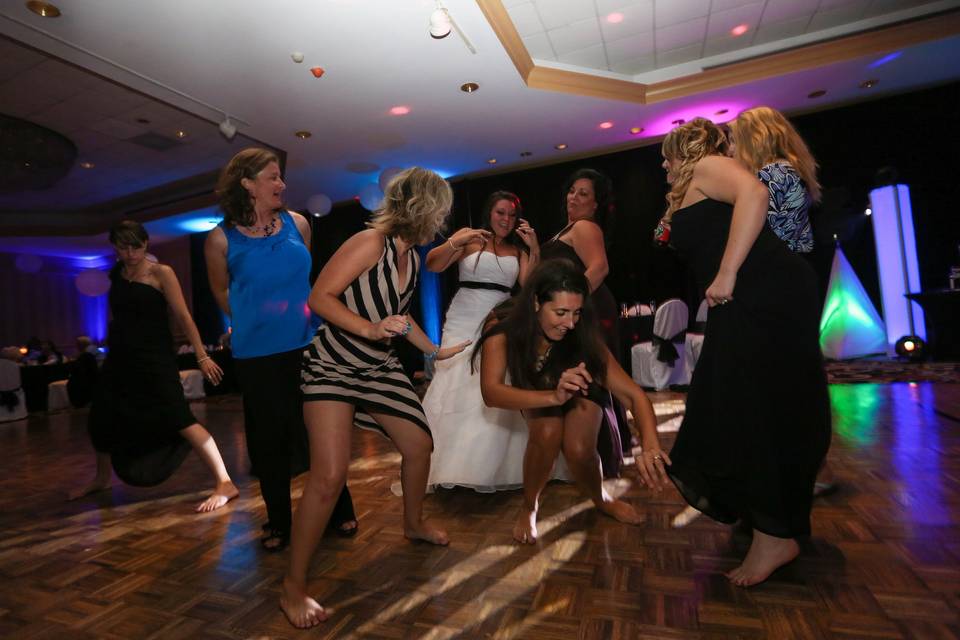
[636,448,672,492]
[553,362,592,405]
[437,341,471,360]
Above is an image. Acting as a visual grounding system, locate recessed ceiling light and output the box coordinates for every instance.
[487,158,497,164]
[390,105,411,116]
[606,12,624,24]
[599,121,614,129]
[629,127,644,135]
[672,119,686,126]
[79,161,94,169]
[859,79,879,89]
[731,23,749,37]
[520,151,532,157]
[554,143,568,150]
[295,130,312,139]
[808,89,827,98]
[26,1,60,17]
[174,130,188,139]
[460,82,479,93]
[714,109,729,115]
[135,117,151,124]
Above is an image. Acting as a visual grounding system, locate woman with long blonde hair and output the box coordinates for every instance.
[659,118,831,587]
[728,106,820,253]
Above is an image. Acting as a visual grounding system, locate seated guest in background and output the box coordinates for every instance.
[24,336,42,362]
[39,340,64,365]
[658,118,830,586]
[474,259,668,544]
[71,220,238,513]
[540,168,630,476]
[67,336,99,408]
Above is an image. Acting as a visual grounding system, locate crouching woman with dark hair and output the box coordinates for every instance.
[474,259,670,544]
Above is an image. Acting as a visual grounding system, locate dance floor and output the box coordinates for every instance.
[0,383,958,639]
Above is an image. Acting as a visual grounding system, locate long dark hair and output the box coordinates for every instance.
[474,190,526,270]
[472,259,607,389]
[562,168,613,234]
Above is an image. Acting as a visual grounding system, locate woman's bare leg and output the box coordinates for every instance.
[561,398,643,525]
[281,401,354,629]
[178,423,239,512]
[515,413,563,544]
[368,411,448,545]
[68,451,112,500]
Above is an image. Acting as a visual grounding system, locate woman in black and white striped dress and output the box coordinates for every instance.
[281,167,469,629]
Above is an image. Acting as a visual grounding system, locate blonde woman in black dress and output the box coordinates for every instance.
[281,168,469,628]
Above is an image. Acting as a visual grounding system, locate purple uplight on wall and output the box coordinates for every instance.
[869,51,902,68]
[643,102,748,137]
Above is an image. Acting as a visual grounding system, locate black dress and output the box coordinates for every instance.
[541,223,627,477]
[667,198,831,537]
[88,269,194,487]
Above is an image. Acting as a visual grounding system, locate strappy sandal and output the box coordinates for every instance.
[261,523,290,552]
[332,519,359,538]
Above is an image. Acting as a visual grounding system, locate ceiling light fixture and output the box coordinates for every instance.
[487,158,497,164]
[555,143,568,150]
[607,12,624,24]
[460,82,479,93]
[714,108,729,115]
[25,1,60,17]
[429,2,477,54]
[599,121,613,129]
[859,79,879,89]
[808,89,826,98]
[174,130,188,139]
[79,161,94,169]
[629,127,644,135]
[295,130,312,139]
[219,116,237,140]
[731,23,749,36]
[390,105,411,116]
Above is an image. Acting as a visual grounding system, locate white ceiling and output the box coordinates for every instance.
[0,0,959,259]
[507,0,949,77]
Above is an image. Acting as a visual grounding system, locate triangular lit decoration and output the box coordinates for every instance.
[819,245,887,360]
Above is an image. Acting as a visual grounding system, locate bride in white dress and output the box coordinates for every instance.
[424,192,569,491]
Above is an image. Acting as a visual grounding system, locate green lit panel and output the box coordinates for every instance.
[820,246,887,360]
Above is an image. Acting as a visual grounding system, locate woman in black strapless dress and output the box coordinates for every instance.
[540,168,629,477]
[659,119,830,586]
[72,221,238,512]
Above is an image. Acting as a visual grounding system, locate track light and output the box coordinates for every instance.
[429,7,452,39]
[219,116,237,140]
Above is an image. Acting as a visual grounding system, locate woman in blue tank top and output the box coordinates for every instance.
[206,148,356,551]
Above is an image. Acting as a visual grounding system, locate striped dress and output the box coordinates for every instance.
[301,234,431,439]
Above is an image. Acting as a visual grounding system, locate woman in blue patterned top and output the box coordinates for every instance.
[728,106,821,253]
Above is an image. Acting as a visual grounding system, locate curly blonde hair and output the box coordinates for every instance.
[661,118,728,220]
[729,106,821,202]
[216,148,281,228]
[368,167,452,244]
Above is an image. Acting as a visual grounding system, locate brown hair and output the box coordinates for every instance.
[216,148,281,227]
[108,220,149,247]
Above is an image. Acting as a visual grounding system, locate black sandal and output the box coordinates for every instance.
[261,523,290,552]
[332,519,359,538]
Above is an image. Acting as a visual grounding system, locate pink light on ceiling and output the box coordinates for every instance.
[389,105,411,116]
[731,24,749,36]
[644,102,747,136]
[598,121,614,129]
[606,12,624,24]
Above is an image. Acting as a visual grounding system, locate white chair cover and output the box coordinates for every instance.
[631,299,692,390]
[685,298,709,368]
[0,360,28,423]
[47,379,71,411]
[179,369,206,400]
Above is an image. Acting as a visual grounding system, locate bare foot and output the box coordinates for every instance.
[671,505,702,528]
[513,506,538,544]
[726,530,799,587]
[404,519,449,546]
[68,477,111,501]
[280,576,328,629]
[598,499,645,525]
[195,481,239,513]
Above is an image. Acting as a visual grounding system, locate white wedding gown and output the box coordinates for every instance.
[425,251,569,492]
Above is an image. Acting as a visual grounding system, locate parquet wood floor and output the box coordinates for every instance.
[0,383,958,639]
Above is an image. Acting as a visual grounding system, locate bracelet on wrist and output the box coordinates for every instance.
[424,345,441,360]
[448,239,460,251]
[197,355,211,364]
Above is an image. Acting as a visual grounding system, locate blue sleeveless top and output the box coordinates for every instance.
[221,210,316,359]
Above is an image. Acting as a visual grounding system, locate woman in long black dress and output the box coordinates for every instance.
[660,118,831,586]
[540,168,628,476]
[71,221,238,513]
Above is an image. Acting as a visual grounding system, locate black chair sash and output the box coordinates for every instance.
[459,280,512,293]
[0,388,21,411]
[652,330,686,366]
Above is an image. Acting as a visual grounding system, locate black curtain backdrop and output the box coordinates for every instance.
[190,81,959,351]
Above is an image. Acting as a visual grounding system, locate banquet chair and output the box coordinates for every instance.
[631,299,691,390]
[47,379,71,411]
[179,369,206,400]
[0,359,28,423]
[685,299,709,368]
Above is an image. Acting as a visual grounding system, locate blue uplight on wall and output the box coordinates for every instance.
[178,217,221,233]
[869,51,902,68]
[869,183,926,354]
[418,245,442,346]
[81,294,108,343]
